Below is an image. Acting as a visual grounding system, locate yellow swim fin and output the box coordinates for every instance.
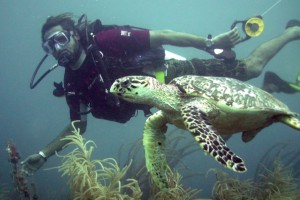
[288,83,300,92]
[155,71,165,83]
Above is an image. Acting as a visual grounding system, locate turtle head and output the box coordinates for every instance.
[110,76,160,104]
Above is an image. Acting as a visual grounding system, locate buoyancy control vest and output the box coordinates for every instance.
[60,14,164,121]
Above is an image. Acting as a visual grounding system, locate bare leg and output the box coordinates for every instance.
[165,25,300,82]
[241,26,300,79]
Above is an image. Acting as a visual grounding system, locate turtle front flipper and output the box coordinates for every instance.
[181,101,247,173]
[143,110,170,190]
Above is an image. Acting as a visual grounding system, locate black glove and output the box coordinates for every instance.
[20,153,46,176]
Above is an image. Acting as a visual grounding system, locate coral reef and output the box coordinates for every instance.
[53,123,228,199]
[118,128,206,199]
[6,141,38,199]
[54,121,142,200]
[150,167,201,200]
[47,122,208,199]
[53,124,300,199]
[255,160,300,199]
[254,142,300,182]
[212,142,300,200]
[0,186,10,200]
[212,170,254,200]
[254,142,300,199]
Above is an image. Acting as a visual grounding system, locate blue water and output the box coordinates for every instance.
[1,0,300,199]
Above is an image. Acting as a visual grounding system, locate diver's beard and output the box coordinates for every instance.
[58,45,83,68]
[58,49,74,67]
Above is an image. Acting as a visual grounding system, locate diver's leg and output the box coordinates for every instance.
[165,22,300,82]
[240,24,300,79]
[165,58,249,82]
[164,59,196,83]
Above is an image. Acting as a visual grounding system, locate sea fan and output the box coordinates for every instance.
[54,121,142,200]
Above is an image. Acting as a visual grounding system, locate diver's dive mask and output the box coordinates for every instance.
[30,31,75,89]
[43,30,81,67]
[30,15,90,90]
[42,31,73,54]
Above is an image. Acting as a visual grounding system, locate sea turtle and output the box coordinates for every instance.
[109,75,300,190]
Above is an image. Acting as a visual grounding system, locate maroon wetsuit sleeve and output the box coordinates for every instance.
[95,28,150,57]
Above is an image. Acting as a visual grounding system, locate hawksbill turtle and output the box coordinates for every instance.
[109,75,300,190]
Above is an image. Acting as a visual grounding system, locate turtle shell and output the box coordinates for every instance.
[170,75,292,114]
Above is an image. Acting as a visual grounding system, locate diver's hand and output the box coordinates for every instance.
[20,154,46,176]
[212,27,242,49]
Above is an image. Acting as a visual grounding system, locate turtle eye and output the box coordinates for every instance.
[142,81,148,87]
[121,80,131,88]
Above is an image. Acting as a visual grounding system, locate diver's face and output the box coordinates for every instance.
[43,25,81,68]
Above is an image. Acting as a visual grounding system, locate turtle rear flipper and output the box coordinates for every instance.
[242,127,264,143]
[278,115,300,130]
[181,102,247,173]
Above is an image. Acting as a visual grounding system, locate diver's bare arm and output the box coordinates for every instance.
[149,28,241,50]
[40,121,87,158]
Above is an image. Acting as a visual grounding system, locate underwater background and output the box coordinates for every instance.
[1,0,300,199]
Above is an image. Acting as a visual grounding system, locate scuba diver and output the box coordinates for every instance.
[21,12,300,175]
[262,71,300,94]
